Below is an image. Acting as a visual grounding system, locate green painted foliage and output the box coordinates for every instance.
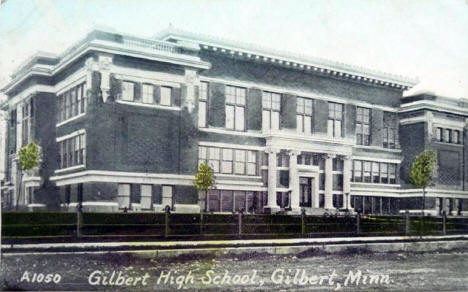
[409,150,437,188]
[194,162,214,192]
[19,142,39,171]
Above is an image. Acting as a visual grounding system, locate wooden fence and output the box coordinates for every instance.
[3,210,468,243]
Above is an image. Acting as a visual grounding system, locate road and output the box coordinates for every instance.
[1,248,468,291]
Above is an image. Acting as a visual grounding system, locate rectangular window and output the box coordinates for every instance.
[234,191,246,212]
[332,158,343,171]
[221,190,233,212]
[121,81,134,101]
[208,147,220,173]
[221,148,233,174]
[247,151,257,175]
[436,127,443,142]
[140,185,152,210]
[444,129,452,143]
[225,85,246,131]
[207,190,220,212]
[262,91,281,131]
[198,146,207,165]
[453,130,460,144]
[234,150,246,174]
[381,163,388,183]
[363,161,371,182]
[372,162,380,183]
[389,164,396,184]
[353,160,362,182]
[199,146,257,176]
[383,127,396,148]
[198,82,208,128]
[161,186,173,208]
[142,84,154,104]
[58,133,86,169]
[356,107,370,145]
[21,100,32,146]
[296,97,313,134]
[328,102,343,137]
[160,86,172,106]
[70,88,77,117]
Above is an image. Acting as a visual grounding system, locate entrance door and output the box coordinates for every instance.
[299,177,312,207]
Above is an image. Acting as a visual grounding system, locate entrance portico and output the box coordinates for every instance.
[263,133,353,214]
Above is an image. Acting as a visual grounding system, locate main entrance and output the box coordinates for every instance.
[300,177,313,207]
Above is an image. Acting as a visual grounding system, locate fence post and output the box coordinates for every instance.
[301,209,306,236]
[405,210,410,236]
[356,212,361,236]
[76,203,82,238]
[238,211,242,238]
[442,211,446,235]
[164,206,170,238]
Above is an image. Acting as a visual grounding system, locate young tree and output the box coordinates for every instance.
[17,142,40,210]
[194,162,214,212]
[409,150,437,216]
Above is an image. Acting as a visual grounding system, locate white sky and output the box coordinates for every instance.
[0,0,467,99]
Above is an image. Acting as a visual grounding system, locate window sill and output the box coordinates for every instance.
[55,164,85,174]
[353,145,401,152]
[434,141,463,147]
[56,112,86,127]
[199,128,264,138]
[351,182,400,188]
[116,100,181,111]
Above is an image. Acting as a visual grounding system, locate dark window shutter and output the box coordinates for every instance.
[153,85,161,104]
[134,83,142,102]
[247,88,262,130]
[130,184,141,204]
[208,82,226,127]
[173,87,182,107]
[281,94,297,129]
[344,104,356,137]
[371,109,384,146]
[313,99,329,134]
[152,185,162,205]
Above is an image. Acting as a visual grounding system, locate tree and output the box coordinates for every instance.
[17,142,40,210]
[409,150,437,216]
[194,162,214,212]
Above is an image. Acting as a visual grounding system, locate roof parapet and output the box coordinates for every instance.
[157,27,419,89]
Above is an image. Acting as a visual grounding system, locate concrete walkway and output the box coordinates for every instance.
[2,235,468,256]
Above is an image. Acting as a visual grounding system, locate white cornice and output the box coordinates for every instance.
[2,32,211,95]
[400,100,468,116]
[159,28,418,88]
[50,170,195,186]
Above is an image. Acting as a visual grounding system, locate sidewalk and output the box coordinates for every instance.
[3,234,468,255]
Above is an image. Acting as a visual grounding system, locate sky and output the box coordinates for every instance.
[0,0,467,99]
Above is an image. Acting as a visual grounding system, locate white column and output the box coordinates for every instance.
[324,154,335,209]
[288,150,301,213]
[343,156,353,210]
[265,148,280,213]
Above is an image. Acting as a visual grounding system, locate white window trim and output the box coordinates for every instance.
[56,75,87,96]
[56,112,86,128]
[56,129,86,142]
[54,164,86,174]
